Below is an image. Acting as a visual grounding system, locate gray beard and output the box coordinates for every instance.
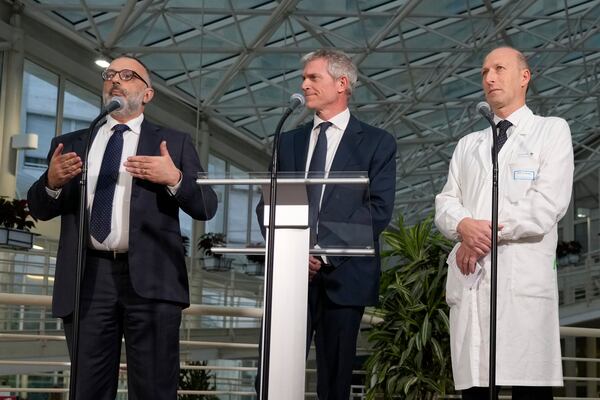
[103,93,144,120]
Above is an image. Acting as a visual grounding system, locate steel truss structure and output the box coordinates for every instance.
[13,0,600,222]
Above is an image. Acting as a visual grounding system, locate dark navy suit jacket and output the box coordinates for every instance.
[27,119,218,317]
[259,114,396,307]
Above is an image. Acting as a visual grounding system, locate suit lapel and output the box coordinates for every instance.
[76,123,105,162]
[74,133,86,158]
[294,124,312,171]
[136,119,163,156]
[322,115,364,205]
[131,119,162,198]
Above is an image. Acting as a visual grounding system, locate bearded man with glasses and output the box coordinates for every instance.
[27,56,218,400]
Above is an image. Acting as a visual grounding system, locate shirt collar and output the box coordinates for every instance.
[106,113,144,135]
[312,108,350,131]
[493,104,530,128]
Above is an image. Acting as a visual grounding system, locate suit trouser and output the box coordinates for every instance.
[462,386,553,400]
[307,278,364,400]
[63,253,182,400]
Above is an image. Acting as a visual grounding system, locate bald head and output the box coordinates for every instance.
[489,46,530,70]
[481,46,531,118]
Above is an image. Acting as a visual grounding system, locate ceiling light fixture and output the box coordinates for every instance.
[95,58,110,68]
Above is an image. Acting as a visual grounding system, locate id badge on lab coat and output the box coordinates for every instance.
[508,159,539,202]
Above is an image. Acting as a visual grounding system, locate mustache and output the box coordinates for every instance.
[109,87,127,96]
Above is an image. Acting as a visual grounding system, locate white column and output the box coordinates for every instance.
[0,11,24,198]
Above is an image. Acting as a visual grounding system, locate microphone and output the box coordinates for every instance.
[104,96,125,114]
[87,96,126,146]
[288,93,305,111]
[476,101,493,123]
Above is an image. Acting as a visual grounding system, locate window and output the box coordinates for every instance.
[16,61,59,198]
[16,62,101,199]
[227,164,249,244]
[61,80,101,134]
[204,154,264,245]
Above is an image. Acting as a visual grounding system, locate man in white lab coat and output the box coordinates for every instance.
[435,46,573,399]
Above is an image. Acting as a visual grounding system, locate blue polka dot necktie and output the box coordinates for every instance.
[307,121,332,244]
[494,120,512,155]
[89,124,129,243]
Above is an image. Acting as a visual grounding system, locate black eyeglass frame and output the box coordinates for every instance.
[101,69,149,88]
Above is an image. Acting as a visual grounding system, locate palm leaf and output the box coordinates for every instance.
[365,215,454,398]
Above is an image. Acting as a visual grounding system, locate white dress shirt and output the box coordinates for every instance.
[87,114,144,251]
[304,107,350,196]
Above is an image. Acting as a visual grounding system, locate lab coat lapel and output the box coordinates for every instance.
[498,111,534,170]
[473,129,492,177]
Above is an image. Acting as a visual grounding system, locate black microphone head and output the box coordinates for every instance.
[289,93,305,111]
[476,101,491,115]
[113,96,125,108]
[106,96,125,113]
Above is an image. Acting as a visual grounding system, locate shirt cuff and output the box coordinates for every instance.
[166,170,183,196]
[45,186,62,199]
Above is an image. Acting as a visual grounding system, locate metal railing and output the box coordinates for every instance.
[1,244,600,398]
[0,294,599,399]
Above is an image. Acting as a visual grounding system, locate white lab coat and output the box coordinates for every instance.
[435,105,573,389]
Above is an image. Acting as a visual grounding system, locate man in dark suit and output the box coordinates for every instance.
[27,56,217,400]
[258,49,396,400]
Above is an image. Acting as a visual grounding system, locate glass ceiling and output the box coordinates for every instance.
[23,0,600,223]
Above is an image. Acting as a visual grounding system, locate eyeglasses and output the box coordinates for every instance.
[101,69,149,88]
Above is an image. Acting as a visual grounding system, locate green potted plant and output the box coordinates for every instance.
[0,197,37,250]
[178,360,218,400]
[365,215,454,400]
[197,233,232,271]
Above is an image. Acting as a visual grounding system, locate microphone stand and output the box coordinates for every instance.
[68,110,111,399]
[480,111,499,400]
[258,105,296,400]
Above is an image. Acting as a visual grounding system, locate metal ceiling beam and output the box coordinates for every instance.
[104,0,153,50]
[15,0,600,225]
[28,3,600,22]
[203,0,300,105]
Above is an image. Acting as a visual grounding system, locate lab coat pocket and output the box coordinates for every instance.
[445,243,464,306]
[510,245,556,299]
[507,160,539,203]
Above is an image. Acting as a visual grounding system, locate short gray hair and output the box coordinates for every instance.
[302,49,358,95]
